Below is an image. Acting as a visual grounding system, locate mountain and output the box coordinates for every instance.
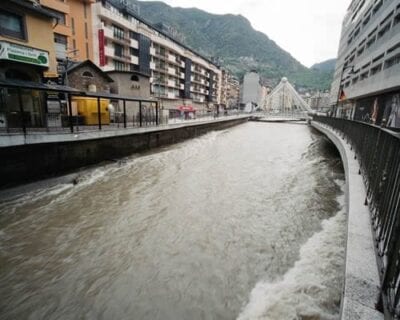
[311,59,337,72]
[131,0,334,90]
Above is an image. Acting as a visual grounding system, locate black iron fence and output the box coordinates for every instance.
[313,115,400,318]
[0,81,247,135]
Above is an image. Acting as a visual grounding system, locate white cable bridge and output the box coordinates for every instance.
[263,77,312,121]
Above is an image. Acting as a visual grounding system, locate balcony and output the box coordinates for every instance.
[168,67,176,76]
[150,62,156,70]
[167,79,175,87]
[130,39,139,49]
[99,5,138,30]
[155,65,167,73]
[167,92,176,99]
[168,55,176,63]
[150,47,156,55]
[131,56,139,64]
[105,46,114,57]
[102,63,114,72]
[104,27,113,39]
[180,72,185,79]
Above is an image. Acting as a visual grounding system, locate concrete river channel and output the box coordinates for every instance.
[0,122,346,320]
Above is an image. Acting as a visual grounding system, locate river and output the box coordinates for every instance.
[0,122,345,320]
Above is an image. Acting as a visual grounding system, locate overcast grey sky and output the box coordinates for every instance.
[140,0,350,67]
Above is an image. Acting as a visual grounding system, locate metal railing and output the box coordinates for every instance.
[313,115,400,318]
[0,83,251,136]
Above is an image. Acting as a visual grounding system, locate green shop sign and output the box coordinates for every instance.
[0,41,49,67]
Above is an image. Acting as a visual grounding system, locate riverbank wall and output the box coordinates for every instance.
[0,117,248,189]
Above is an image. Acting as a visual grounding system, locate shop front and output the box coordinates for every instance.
[0,41,50,129]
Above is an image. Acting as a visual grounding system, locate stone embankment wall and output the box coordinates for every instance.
[0,118,247,188]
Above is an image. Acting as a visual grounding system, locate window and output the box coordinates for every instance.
[129,31,139,40]
[395,13,400,26]
[113,25,124,40]
[114,43,123,57]
[0,10,25,40]
[45,8,66,25]
[84,22,88,39]
[114,60,125,71]
[131,75,139,81]
[360,71,369,80]
[71,17,75,35]
[130,64,139,72]
[385,53,400,69]
[54,33,67,44]
[86,43,89,59]
[82,71,94,78]
[84,3,87,19]
[130,47,138,56]
[370,64,382,75]
[378,23,391,39]
[388,42,400,54]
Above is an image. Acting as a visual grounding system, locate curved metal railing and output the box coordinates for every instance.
[313,115,400,319]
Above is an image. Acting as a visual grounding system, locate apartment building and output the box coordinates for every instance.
[220,69,240,109]
[91,0,221,110]
[331,0,400,127]
[38,0,94,63]
[227,75,240,109]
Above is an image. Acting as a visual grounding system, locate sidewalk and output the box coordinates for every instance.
[0,114,250,147]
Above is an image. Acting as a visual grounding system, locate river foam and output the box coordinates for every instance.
[237,194,346,320]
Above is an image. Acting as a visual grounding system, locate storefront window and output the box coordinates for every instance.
[3,69,44,128]
[382,93,400,128]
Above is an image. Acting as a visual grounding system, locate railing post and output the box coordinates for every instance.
[97,97,102,130]
[139,101,142,127]
[68,94,73,133]
[156,102,159,126]
[123,100,127,128]
[17,88,26,135]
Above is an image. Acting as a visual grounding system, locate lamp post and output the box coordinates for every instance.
[335,64,354,117]
[63,49,79,132]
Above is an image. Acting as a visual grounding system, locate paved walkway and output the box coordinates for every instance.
[0,115,250,147]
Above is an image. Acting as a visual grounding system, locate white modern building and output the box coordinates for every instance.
[330,0,400,126]
[241,71,262,109]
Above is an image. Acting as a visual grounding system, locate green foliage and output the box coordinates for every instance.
[130,0,335,90]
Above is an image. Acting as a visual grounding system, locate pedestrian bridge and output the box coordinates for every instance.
[264,77,312,116]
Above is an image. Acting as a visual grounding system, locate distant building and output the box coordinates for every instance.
[330,0,400,127]
[220,69,240,109]
[227,76,240,109]
[304,91,330,111]
[241,71,261,108]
